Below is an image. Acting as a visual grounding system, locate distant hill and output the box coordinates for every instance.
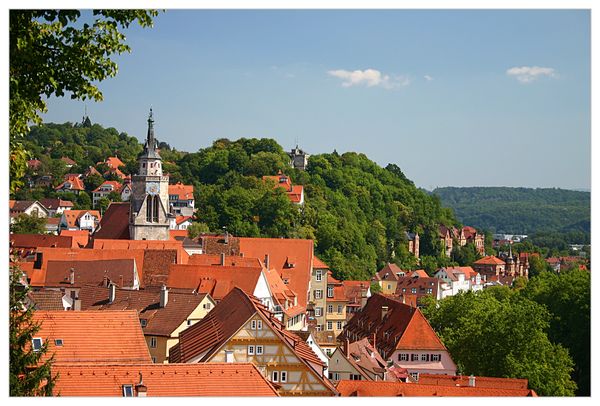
[432,187,590,236]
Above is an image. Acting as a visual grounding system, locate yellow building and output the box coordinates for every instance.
[170,287,338,396]
[373,263,407,294]
[325,272,348,334]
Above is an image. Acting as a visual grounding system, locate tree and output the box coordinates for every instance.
[10,9,159,193]
[370,282,382,294]
[187,222,211,239]
[84,173,104,191]
[96,197,111,214]
[11,214,47,235]
[75,191,92,210]
[10,264,56,396]
[422,289,577,396]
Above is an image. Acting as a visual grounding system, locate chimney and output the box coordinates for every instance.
[108,283,116,304]
[135,373,147,397]
[220,252,226,266]
[372,332,377,351]
[160,284,169,308]
[265,254,270,270]
[73,298,81,311]
[34,252,43,269]
[381,305,389,320]
[346,338,350,358]
[69,268,75,285]
[468,375,476,387]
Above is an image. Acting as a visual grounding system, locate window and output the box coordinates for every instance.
[32,338,43,352]
[272,371,279,382]
[431,354,441,362]
[427,288,433,294]
[257,320,263,330]
[187,319,193,326]
[337,305,343,314]
[140,319,147,327]
[411,354,419,361]
[122,385,134,397]
[337,321,343,330]
[411,288,417,294]
[350,374,362,381]
[402,288,406,293]
[327,321,333,330]
[281,371,287,383]
[54,339,63,346]
[225,350,234,363]
[409,372,420,382]
[152,356,157,363]
[316,324,323,332]
[248,345,255,355]
[315,307,322,317]
[331,372,340,380]
[326,348,332,356]
[316,270,322,282]
[327,286,334,298]
[399,353,409,361]
[150,337,157,348]
[203,303,211,310]
[421,353,429,362]
[327,304,333,313]
[314,290,322,299]
[251,320,257,329]
[256,345,264,355]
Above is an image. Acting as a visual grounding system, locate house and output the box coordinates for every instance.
[325,272,348,334]
[58,209,101,232]
[394,276,443,307]
[417,373,531,390]
[473,256,506,280]
[26,289,69,311]
[92,202,131,239]
[168,182,195,216]
[83,165,101,178]
[434,267,473,298]
[58,230,90,247]
[372,263,407,295]
[439,225,453,257]
[9,200,49,222]
[309,257,330,331]
[339,293,457,379]
[27,158,42,171]
[462,226,485,255]
[79,284,215,363]
[54,176,85,194]
[328,338,396,383]
[311,330,339,357]
[169,287,338,396]
[263,171,304,205]
[405,231,420,258]
[31,310,152,364]
[335,380,537,397]
[102,156,126,169]
[120,177,132,201]
[169,215,193,230]
[60,156,76,168]
[92,180,123,208]
[34,175,53,188]
[39,198,74,216]
[293,330,331,376]
[342,280,371,320]
[51,363,279,397]
[289,145,310,170]
[10,234,76,260]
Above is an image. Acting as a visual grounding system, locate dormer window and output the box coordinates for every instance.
[32,337,43,352]
[327,286,334,298]
[140,319,147,327]
[54,339,63,346]
[122,385,134,397]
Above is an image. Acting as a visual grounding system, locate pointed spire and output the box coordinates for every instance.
[147,107,155,149]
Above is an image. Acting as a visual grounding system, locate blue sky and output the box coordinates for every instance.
[42,9,590,190]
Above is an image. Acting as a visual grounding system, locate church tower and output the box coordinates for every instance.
[129,109,170,240]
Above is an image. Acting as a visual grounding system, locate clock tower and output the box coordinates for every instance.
[129,109,171,240]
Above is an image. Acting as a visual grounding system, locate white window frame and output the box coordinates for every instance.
[337,321,343,330]
[32,337,43,352]
[315,307,322,317]
[327,286,334,298]
[327,304,333,313]
[411,353,419,361]
[315,290,322,299]
[257,320,263,330]
[431,354,441,362]
[399,353,409,361]
[251,320,256,329]
[272,371,279,382]
[332,372,340,380]
[122,385,134,397]
[248,345,255,355]
[225,350,234,363]
[256,345,264,355]
[316,270,322,282]
[280,371,287,383]
[327,321,333,330]
[337,304,343,314]
[150,336,157,348]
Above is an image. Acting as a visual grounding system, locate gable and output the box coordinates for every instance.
[396,311,447,351]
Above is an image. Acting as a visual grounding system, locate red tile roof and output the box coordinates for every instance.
[55,177,85,191]
[239,237,313,309]
[32,310,151,364]
[374,263,407,281]
[62,210,101,229]
[39,198,74,211]
[313,256,330,269]
[336,380,537,397]
[418,373,530,390]
[52,363,279,396]
[79,284,207,337]
[93,202,130,239]
[10,234,74,250]
[27,290,65,311]
[188,254,262,268]
[342,280,370,305]
[92,239,188,264]
[38,259,137,289]
[262,173,303,204]
[168,183,194,200]
[407,269,429,278]
[61,156,76,166]
[59,230,89,247]
[102,156,125,169]
[93,180,123,193]
[473,255,506,266]
[169,229,188,240]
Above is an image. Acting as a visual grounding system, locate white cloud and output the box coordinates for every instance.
[327,68,410,89]
[506,66,557,83]
[424,75,434,81]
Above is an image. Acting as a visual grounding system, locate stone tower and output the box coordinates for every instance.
[129,109,170,240]
[288,145,310,171]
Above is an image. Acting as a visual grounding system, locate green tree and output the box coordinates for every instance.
[75,192,92,210]
[10,264,56,396]
[187,222,211,239]
[96,197,110,214]
[422,289,577,396]
[10,9,159,193]
[10,214,47,234]
[84,173,104,191]
[370,282,382,294]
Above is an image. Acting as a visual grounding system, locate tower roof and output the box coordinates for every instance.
[140,108,161,160]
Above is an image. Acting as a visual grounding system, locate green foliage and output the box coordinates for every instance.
[433,187,590,238]
[187,222,211,239]
[10,264,56,396]
[84,173,104,191]
[11,214,47,234]
[9,9,158,195]
[96,197,110,213]
[422,289,577,396]
[451,243,481,266]
[370,282,382,294]
[522,269,590,395]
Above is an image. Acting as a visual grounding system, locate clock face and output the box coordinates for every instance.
[146,182,160,195]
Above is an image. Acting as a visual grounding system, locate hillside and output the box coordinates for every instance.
[432,187,590,237]
[17,121,459,280]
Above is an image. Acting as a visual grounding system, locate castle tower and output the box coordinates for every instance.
[129,109,170,240]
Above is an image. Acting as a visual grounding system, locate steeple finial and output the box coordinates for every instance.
[147,107,155,149]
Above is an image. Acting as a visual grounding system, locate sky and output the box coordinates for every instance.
[42,9,591,190]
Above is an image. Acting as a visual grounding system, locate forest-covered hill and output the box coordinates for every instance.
[432,186,590,239]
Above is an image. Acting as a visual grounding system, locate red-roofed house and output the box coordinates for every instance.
[9,200,49,221]
[309,257,330,331]
[92,180,123,208]
[169,287,337,396]
[168,183,195,216]
[325,272,348,334]
[100,156,125,169]
[60,156,76,168]
[328,337,398,383]
[39,198,74,216]
[169,215,193,230]
[58,209,100,232]
[372,263,408,295]
[342,280,371,320]
[58,230,90,247]
[263,171,304,205]
[340,294,457,379]
[473,255,506,279]
[55,177,85,194]
[52,363,279,397]
[394,277,443,308]
[434,266,478,298]
[10,234,76,259]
